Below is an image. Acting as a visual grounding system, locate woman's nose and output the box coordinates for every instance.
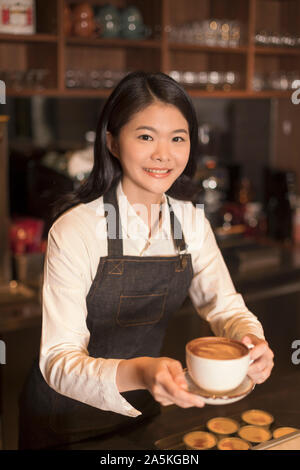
[151,141,171,162]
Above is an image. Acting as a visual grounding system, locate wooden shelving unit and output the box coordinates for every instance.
[255,47,300,56]
[0,33,58,43]
[168,44,249,54]
[65,37,161,49]
[0,0,300,99]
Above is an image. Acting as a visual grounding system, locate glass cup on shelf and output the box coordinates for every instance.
[229,21,241,47]
[269,31,281,47]
[65,69,87,88]
[7,70,25,91]
[222,71,239,91]
[255,30,298,48]
[280,33,296,47]
[288,71,300,90]
[252,73,265,91]
[169,70,182,83]
[23,69,49,90]
[266,71,277,90]
[34,69,49,90]
[181,71,198,87]
[24,69,36,89]
[219,19,230,47]
[202,19,217,47]
[65,69,77,88]
[197,71,208,89]
[268,71,289,90]
[192,21,204,45]
[101,70,114,88]
[206,71,221,90]
[86,70,102,89]
[169,69,240,91]
[277,72,289,90]
[281,73,290,90]
[167,19,241,48]
[255,30,269,46]
[168,24,180,42]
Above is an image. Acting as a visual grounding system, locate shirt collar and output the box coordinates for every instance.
[116,180,171,241]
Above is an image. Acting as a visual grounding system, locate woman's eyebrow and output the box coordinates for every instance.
[135,126,188,134]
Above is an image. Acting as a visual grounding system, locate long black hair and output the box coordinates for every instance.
[52,71,200,222]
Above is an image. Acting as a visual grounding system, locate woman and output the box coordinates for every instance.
[19,71,274,449]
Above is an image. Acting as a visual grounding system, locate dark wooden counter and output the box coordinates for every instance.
[0,297,41,449]
[61,368,300,450]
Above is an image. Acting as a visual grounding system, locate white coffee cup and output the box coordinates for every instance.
[186,336,250,393]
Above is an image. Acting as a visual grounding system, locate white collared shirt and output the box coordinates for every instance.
[39,180,265,418]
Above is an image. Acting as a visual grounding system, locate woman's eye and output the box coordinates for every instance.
[173,136,184,142]
[139,134,153,141]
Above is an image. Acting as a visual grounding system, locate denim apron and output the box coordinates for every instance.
[19,183,194,449]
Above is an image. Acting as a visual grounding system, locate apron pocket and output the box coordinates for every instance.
[116,290,167,327]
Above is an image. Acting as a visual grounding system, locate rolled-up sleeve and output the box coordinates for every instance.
[39,216,141,418]
[188,208,265,341]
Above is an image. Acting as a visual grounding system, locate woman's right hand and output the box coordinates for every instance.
[137,356,205,409]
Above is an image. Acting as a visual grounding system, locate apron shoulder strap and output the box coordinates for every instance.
[166,196,188,254]
[103,183,123,257]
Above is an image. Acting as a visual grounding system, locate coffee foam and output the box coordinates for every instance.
[187,338,247,360]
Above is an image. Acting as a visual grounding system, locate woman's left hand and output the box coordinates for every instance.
[241,334,274,384]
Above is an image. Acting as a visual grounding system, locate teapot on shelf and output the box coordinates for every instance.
[94,4,121,38]
[120,5,151,40]
[71,2,96,37]
[93,3,151,40]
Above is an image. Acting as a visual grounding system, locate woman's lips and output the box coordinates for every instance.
[143,168,172,178]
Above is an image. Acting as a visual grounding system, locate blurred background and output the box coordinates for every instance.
[1,0,300,450]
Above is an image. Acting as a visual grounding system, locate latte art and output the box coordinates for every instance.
[186,336,250,392]
[189,341,245,360]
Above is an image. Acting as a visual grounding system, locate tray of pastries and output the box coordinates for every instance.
[154,409,300,450]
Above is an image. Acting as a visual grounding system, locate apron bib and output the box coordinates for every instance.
[18,183,194,449]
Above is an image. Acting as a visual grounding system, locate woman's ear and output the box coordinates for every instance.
[106,131,119,159]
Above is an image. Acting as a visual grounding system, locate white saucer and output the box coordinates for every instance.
[184,369,255,405]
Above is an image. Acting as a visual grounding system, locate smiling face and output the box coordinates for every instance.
[106,101,191,206]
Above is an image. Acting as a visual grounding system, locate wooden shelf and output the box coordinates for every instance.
[66,37,161,49]
[187,88,249,98]
[0,33,58,43]
[249,90,296,98]
[255,46,300,56]
[7,87,295,100]
[1,0,300,99]
[6,88,63,97]
[168,43,248,54]
[186,89,295,99]
[60,88,111,97]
